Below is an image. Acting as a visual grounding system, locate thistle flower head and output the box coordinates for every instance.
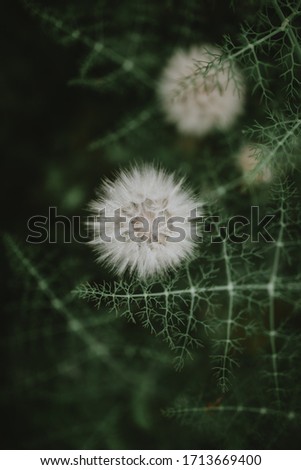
[158,45,245,136]
[88,165,200,279]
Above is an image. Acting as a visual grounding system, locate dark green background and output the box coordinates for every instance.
[2,0,301,450]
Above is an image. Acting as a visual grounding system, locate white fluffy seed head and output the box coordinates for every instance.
[158,45,245,136]
[87,165,201,279]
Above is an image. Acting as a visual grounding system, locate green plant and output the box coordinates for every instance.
[3,0,301,449]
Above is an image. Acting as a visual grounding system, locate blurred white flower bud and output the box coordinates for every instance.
[158,45,245,136]
[236,143,273,184]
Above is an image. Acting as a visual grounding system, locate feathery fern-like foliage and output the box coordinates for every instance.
[3,0,301,449]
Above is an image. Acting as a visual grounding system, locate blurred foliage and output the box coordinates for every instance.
[1,0,301,449]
